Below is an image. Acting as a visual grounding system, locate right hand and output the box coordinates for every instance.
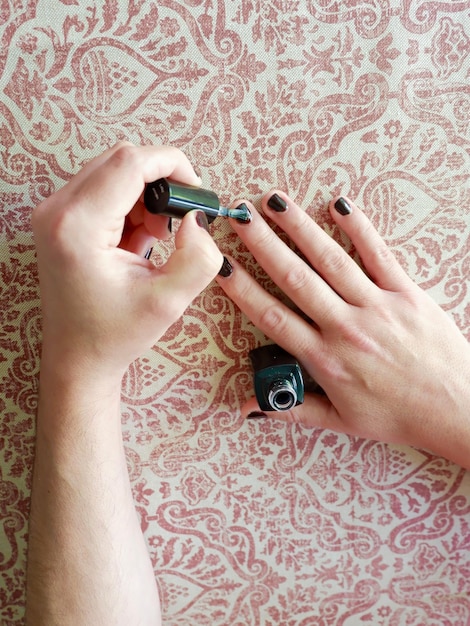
[32,142,224,381]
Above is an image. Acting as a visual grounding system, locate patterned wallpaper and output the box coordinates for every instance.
[1,1,469,624]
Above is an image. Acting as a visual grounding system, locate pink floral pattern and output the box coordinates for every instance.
[1,1,469,624]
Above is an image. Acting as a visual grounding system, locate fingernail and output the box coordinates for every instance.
[246,411,268,419]
[144,248,153,259]
[168,217,173,233]
[267,193,287,212]
[232,202,252,224]
[334,197,352,216]
[195,210,209,231]
[218,256,233,277]
[193,166,202,179]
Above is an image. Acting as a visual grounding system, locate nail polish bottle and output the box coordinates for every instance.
[249,344,304,411]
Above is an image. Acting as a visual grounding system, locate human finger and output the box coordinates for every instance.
[225,200,349,327]
[261,191,378,306]
[64,141,136,190]
[147,210,223,328]
[329,196,414,292]
[32,142,136,233]
[215,256,322,366]
[62,145,200,235]
[125,198,173,249]
[124,226,156,257]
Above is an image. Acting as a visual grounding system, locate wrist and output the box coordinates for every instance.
[37,341,125,436]
[39,333,126,388]
[409,359,470,468]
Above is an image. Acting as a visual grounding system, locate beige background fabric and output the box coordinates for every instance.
[1,1,470,624]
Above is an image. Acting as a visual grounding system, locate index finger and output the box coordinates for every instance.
[73,144,201,224]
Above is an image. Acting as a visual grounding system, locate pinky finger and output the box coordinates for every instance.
[330,196,413,292]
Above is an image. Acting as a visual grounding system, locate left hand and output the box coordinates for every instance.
[215,191,470,466]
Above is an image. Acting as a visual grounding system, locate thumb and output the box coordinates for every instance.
[150,210,223,324]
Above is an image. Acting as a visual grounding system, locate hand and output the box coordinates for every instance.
[32,143,223,381]
[217,193,470,467]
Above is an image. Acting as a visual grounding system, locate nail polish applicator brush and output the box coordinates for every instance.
[144,178,250,223]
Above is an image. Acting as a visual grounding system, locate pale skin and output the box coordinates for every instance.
[26,143,470,624]
[216,192,470,468]
[26,143,223,626]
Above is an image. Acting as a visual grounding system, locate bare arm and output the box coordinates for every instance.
[26,143,223,625]
[28,368,161,625]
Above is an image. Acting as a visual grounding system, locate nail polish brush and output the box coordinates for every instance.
[144,178,251,223]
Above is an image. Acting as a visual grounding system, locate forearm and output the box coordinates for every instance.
[26,358,160,626]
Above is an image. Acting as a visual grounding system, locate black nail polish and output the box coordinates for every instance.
[267,193,287,212]
[168,217,173,233]
[144,248,153,260]
[247,411,268,419]
[234,203,252,224]
[218,256,233,278]
[195,210,209,231]
[334,197,352,216]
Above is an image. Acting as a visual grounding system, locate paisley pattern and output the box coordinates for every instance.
[1,1,470,624]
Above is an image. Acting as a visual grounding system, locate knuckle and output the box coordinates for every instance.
[359,220,395,268]
[189,232,222,275]
[371,242,395,269]
[229,272,260,310]
[317,244,349,276]
[310,340,342,380]
[258,302,288,335]
[165,297,183,320]
[283,263,312,294]
[149,293,182,325]
[251,226,277,253]
[109,143,140,168]
[44,203,74,244]
[113,139,134,149]
[182,246,221,286]
[289,211,312,238]
[31,199,47,233]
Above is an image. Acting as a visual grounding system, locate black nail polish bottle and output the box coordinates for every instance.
[144,178,220,223]
[249,344,304,411]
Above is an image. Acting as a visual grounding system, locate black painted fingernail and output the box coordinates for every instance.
[168,217,173,233]
[247,411,268,419]
[218,256,233,277]
[195,210,209,231]
[233,202,252,224]
[334,197,352,216]
[144,248,153,259]
[267,193,287,212]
